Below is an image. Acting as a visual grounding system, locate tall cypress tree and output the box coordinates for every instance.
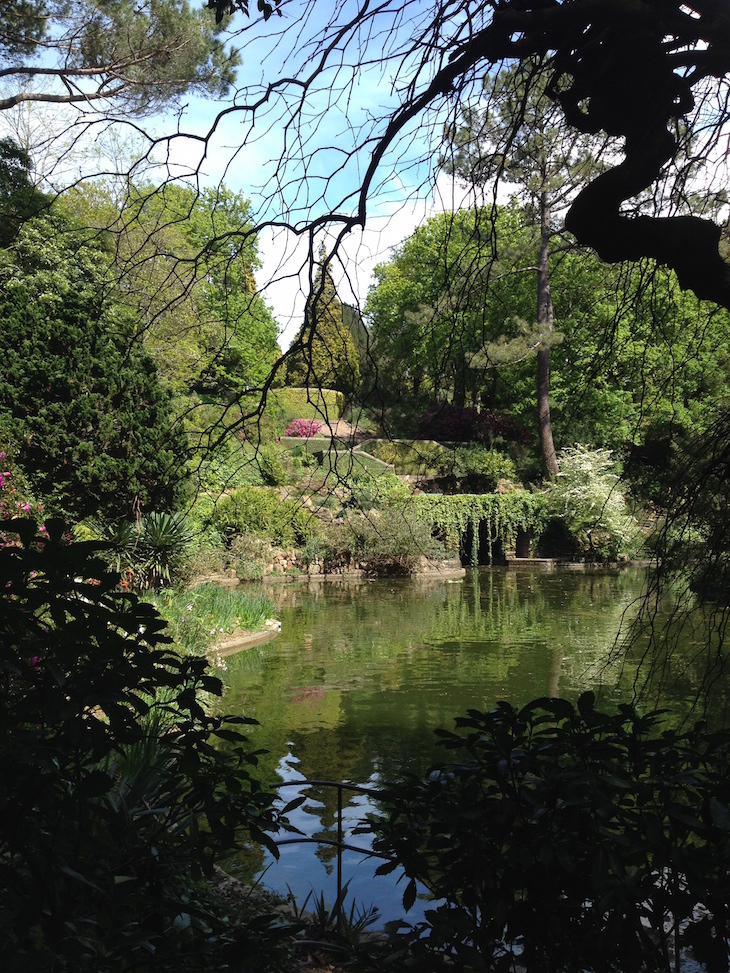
[0,213,186,521]
[285,245,361,397]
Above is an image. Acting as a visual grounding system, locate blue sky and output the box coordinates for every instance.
[0,0,485,347]
[141,0,482,346]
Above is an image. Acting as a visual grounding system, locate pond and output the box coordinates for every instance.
[219,566,727,925]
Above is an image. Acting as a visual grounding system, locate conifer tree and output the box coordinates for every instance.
[0,0,242,116]
[285,245,361,397]
[0,213,185,521]
[444,61,602,477]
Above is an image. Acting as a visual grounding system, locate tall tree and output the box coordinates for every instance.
[443,62,602,476]
[0,0,242,115]
[210,0,730,313]
[286,246,361,397]
[366,208,503,410]
[68,181,282,398]
[0,136,45,246]
[0,1,46,63]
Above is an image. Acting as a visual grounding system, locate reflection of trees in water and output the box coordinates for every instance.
[273,729,375,870]
[430,569,640,643]
[222,570,674,798]
[616,582,730,723]
[220,570,730,889]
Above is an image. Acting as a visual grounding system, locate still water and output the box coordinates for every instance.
[219,566,723,923]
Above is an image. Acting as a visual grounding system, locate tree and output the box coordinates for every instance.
[367,203,730,472]
[366,207,505,410]
[0,212,186,521]
[203,1,730,315]
[443,62,603,476]
[155,0,730,473]
[112,182,282,397]
[0,0,241,115]
[0,1,46,63]
[366,205,607,448]
[285,245,361,397]
[0,135,45,246]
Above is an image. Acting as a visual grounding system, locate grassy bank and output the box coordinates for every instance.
[144,584,275,656]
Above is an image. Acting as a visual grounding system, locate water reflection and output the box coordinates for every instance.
[221,567,680,911]
[224,568,648,780]
[220,566,730,919]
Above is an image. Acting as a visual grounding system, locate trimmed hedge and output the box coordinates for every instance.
[268,387,345,423]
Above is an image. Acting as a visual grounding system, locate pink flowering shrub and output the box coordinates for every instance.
[0,451,46,546]
[285,418,323,438]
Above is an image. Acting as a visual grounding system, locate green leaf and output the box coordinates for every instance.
[402,878,417,912]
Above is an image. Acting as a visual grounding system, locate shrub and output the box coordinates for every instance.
[418,405,529,444]
[211,486,315,548]
[345,467,410,510]
[195,439,267,492]
[540,445,641,559]
[371,694,730,973]
[285,418,323,438]
[447,445,517,490]
[257,442,292,485]
[348,508,445,574]
[0,447,45,545]
[0,520,290,969]
[227,532,270,580]
[363,439,447,476]
[93,511,193,589]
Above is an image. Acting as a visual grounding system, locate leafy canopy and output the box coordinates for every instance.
[0,520,288,968]
[114,181,282,397]
[0,0,243,115]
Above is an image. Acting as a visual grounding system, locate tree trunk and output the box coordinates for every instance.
[452,360,467,411]
[537,191,559,478]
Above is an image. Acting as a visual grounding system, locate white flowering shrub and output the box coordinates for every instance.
[544,446,641,559]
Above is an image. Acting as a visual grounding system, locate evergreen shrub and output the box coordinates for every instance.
[447,445,517,489]
[211,486,316,548]
[269,387,344,424]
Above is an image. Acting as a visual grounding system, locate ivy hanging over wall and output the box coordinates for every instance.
[413,493,546,565]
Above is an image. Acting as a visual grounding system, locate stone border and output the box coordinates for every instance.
[212,626,281,657]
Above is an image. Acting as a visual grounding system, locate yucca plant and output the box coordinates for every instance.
[88,512,192,589]
[139,511,193,589]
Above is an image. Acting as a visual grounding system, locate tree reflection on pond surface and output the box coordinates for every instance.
[220,567,729,922]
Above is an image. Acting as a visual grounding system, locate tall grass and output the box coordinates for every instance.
[144,584,275,656]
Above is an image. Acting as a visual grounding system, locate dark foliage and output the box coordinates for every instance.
[207,0,281,24]
[0,214,187,521]
[0,137,45,247]
[371,693,730,973]
[419,405,528,445]
[0,521,292,970]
